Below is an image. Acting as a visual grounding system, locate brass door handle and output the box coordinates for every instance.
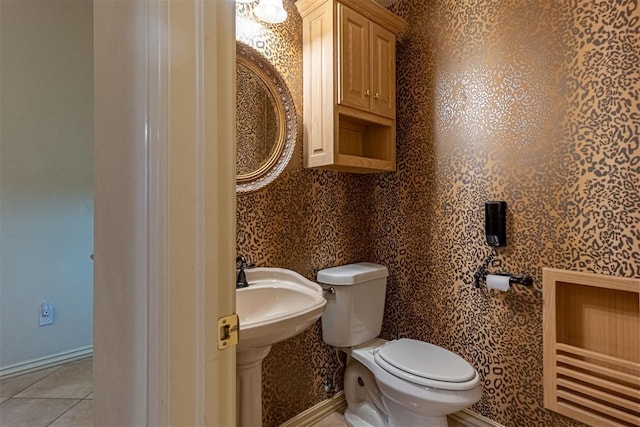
[374,92,380,99]
[364,89,370,96]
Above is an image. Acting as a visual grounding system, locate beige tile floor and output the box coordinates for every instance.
[0,358,347,427]
[0,358,93,427]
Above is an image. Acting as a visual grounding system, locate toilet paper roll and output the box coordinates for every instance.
[486,274,510,291]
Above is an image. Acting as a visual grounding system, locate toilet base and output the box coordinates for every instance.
[344,357,451,427]
[345,405,448,427]
[341,340,482,427]
[344,402,386,427]
[386,409,448,427]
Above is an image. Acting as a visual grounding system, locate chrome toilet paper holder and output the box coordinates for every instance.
[473,249,533,288]
[475,271,534,289]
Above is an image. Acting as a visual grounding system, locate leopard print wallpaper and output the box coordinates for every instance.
[236,0,639,426]
[371,0,639,426]
[236,2,372,425]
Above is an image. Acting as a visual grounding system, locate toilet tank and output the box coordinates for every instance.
[317,263,388,347]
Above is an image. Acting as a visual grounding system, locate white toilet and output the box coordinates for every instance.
[318,263,482,427]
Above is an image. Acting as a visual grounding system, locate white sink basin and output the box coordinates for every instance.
[236,267,326,350]
[235,267,326,427]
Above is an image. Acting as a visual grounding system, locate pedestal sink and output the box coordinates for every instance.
[236,267,326,427]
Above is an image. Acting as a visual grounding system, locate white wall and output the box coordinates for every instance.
[0,0,93,371]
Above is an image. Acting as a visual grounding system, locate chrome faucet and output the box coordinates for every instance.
[236,255,254,288]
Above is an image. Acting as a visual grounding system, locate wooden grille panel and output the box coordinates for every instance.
[543,268,640,427]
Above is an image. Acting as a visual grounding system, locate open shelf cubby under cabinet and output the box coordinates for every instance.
[543,268,640,427]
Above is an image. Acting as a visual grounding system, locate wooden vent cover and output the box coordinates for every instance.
[543,268,640,427]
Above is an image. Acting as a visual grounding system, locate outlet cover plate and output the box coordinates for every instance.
[39,302,54,326]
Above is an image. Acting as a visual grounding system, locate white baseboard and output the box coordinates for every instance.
[280,392,504,427]
[0,346,93,380]
[280,391,348,427]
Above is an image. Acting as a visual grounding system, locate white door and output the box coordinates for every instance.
[93,0,237,425]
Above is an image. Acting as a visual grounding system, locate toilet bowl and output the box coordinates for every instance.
[343,338,482,427]
[318,263,483,427]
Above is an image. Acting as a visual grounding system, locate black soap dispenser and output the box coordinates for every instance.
[485,201,507,247]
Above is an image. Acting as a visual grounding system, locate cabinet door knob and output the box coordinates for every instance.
[374,92,380,99]
[365,89,370,96]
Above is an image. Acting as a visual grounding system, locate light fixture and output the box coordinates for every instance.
[254,0,287,24]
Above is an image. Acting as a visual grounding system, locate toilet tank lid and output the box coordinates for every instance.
[317,262,388,285]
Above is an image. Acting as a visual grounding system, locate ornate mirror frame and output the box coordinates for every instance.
[236,42,296,193]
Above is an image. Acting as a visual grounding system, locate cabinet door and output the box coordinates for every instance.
[338,4,370,111]
[370,22,395,118]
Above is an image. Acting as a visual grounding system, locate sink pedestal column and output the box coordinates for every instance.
[237,345,272,427]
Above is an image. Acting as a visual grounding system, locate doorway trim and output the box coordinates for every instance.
[93,0,236,425]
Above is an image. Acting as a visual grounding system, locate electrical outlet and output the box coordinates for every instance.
[39,302,54,326]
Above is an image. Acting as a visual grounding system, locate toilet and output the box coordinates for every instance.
[318,263,482,427]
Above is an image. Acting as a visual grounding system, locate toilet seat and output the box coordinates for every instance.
[373,339,480,391]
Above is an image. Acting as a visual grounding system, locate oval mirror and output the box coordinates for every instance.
[236,42,296,193]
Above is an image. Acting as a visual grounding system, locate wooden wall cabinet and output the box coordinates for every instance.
[296,0,406,173]
[339,5,395,118]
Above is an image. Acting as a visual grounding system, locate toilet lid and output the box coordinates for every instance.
[375,339,478,388]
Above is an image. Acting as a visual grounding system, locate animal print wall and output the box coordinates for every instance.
[372,0,640,426]
[236,2,372,425]
[237,0,639,425]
